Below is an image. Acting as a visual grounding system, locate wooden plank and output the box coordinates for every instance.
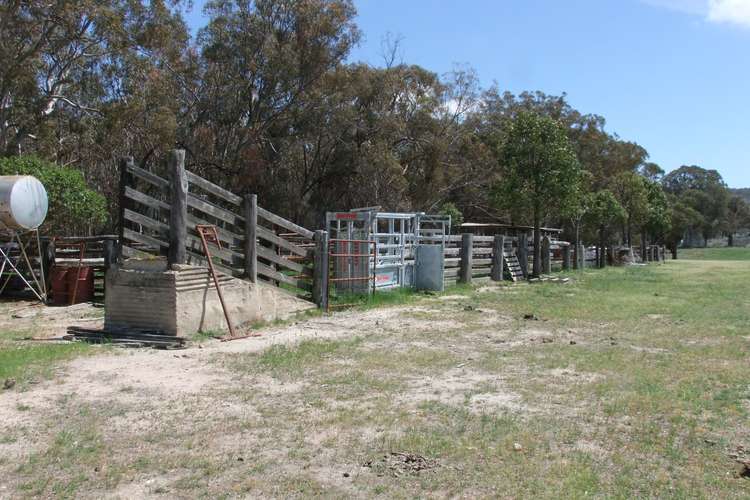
[185,232,242,265]
[185,250,244,279]
[125,187,170,212]
[444,268,459,278]
[186,170,243,206]
[257,245,307,274]
[186,214,244,247]
[257,262,312,291]
[473,258,492,266]
[187,193,243,227]
[123,228,167,249]
[126,163,169,190]
[124,208,168,235]
[257,206,314,240]
[256,225,308,258]
[121,245,152,259]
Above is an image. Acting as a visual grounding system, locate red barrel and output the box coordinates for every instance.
[66,266,94,304]
[50,267,69,306]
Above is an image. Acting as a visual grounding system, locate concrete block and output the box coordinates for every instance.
[105,264,314,337]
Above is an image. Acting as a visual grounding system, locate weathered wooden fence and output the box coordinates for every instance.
[117,151,315,301]
[441,233,579,286]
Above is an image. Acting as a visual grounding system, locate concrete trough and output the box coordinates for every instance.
[104,259,314,337]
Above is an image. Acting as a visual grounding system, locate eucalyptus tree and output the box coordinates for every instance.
[493,111,582,277]
[584,190,626,267]
[663,166,729,246]
[724,196,750,247]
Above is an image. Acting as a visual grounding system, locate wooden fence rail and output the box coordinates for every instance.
[117,151,317,301]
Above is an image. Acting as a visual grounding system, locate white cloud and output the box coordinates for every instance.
[642,0,750,28]
[641,0,707,16]
[707,0,750,28]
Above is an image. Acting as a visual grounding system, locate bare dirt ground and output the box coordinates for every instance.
[1,260,749,498]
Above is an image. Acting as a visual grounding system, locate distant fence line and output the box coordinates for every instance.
[114,150,669,309]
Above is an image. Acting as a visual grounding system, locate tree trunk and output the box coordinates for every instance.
[626,220,632,247]
[532,205,541,277]
[728,232,734,247]
[598,226,606,268]
[573,221,580,270]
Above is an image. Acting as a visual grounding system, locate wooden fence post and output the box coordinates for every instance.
[313,230,329,309]
[562,244,571,271]
[491,235,505,281]
[518,233,528,277]
[243,194,257,282]
[541,236,551,274]
[117,157,134,262]
[103,239,115,271]
[459,233,473,284]
[167,149,187,267]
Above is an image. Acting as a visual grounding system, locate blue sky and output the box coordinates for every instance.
[184,0,750,188]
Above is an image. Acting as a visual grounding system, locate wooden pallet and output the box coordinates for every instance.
[503,251,524,282]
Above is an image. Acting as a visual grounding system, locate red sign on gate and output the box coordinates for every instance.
[334,212,358,220]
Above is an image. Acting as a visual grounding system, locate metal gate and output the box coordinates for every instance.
[326,208,450,291]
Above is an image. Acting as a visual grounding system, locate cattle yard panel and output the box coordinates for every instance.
[326,239,376,312]
[118,157,316,300]
[326,209,451,291]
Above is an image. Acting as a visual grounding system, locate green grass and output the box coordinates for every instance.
[678,246,750,260]
[4,260,750,498]
[328,286,422,310]
[0,337,90,388]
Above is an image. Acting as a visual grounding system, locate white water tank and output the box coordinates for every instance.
[0,176,49,230]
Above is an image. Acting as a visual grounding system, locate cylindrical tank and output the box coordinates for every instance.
[0,176,49,230]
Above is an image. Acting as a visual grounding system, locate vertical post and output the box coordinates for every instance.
[243,194,257,282]
[117,157,134,262]
[40,238,55,284]
[541,236,551,274]
[491,235,505,281]
[313,230,329,309]
[459,233,473,284]
[168,149,187,267]
[578,243,585,269]
[103,239,115,271]
[562,244,571,271]
[517,233,528,278]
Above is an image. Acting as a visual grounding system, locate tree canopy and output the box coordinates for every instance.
[0,0,739,247]
[493,111,581,276]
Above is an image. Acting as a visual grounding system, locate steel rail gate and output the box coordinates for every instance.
[325,208,450,291]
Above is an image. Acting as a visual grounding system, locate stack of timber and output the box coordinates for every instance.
[66,326,186,349]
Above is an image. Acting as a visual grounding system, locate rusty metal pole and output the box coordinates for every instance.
[196,225,236,338]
